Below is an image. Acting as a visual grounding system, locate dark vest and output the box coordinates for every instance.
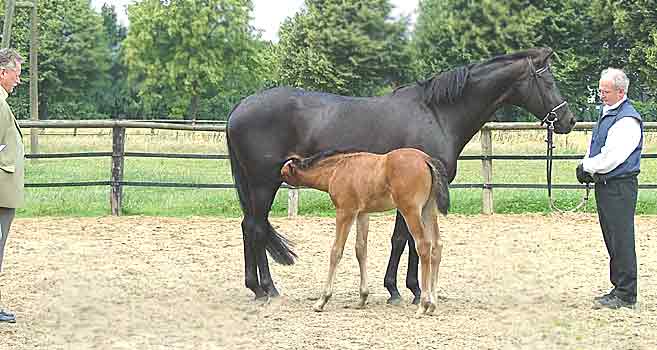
[589,99,643,179]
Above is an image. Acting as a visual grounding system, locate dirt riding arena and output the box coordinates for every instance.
[2,214,657,349]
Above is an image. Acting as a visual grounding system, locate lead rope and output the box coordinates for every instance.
[545,119,590,213]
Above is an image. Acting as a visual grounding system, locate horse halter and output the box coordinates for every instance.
[527,58,589,213]
[527,58,568,129]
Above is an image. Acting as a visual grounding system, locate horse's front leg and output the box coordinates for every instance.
[406,232,421,305]
[314,210,356,312]
[354,213,370,308]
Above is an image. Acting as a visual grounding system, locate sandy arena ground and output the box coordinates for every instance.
[1,214,656,349]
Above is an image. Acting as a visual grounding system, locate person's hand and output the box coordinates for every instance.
[576,164,594,184]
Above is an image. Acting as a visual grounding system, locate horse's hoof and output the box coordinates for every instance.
[255,296,270,305]
[313,305,324,312]
[254,293,269,302]
[387,297,402,305]
[267,288,280,298]
[411,295,421,305]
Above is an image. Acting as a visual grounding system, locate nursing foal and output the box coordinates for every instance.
[281,148,450,315]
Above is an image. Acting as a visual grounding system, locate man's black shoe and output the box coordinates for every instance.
[594,291,615,302]
[593,295,636,310]
[0,310,16,323]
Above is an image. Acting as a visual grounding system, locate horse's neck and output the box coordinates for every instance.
[448,62,522,152]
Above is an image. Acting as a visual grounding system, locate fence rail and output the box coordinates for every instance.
[18,120,657,216]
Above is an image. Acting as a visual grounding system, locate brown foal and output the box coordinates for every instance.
[281,148,450,315]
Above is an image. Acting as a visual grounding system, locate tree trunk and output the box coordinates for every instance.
[38,95,48,120]
[187,91,199,122]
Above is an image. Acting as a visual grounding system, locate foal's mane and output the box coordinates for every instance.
[295,149,365,170]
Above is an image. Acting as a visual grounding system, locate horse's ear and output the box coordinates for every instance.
[539,47,555,65]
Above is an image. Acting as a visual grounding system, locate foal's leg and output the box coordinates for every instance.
[422,204,441,314]
[431,215,443,310]
[355,213,370,308]
[401,208,434,316]
[314,210,357,312]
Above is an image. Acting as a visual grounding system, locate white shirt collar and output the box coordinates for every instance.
[603,95,627,115]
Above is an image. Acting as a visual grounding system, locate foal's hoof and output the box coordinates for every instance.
[313,304,325,312]
[426,302,436,314]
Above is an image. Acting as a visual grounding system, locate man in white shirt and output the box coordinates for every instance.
[577,68,643,309]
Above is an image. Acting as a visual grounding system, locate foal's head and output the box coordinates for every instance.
[281,157,303,186]
[281,150,361,187]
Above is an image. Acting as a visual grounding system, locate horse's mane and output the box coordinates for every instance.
[295,149,365,170]
[408,48,548,107]
[420,65,471,106]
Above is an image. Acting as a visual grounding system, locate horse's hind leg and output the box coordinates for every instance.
[314,209,356,312]
[243,182,284,299]
[355,213,370,308]
[241,217,266,299]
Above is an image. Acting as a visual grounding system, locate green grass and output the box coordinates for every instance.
[16,128,657,217]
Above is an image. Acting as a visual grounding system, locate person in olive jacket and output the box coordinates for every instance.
[0,48,23,323]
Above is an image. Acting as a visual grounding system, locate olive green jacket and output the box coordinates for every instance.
[0,87,24,208]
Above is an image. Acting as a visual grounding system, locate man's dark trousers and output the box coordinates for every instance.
[595,175,638,302]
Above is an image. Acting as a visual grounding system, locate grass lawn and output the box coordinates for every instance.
[18,128,657,217]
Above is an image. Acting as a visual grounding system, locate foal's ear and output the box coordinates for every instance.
[282,158,299,175]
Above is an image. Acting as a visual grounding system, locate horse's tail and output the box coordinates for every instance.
[227,102,297,265]
[426,157,450,216]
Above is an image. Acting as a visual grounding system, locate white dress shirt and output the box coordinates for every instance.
[582,96,642,174]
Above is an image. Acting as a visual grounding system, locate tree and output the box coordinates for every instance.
[411,0,657,121]
[613,0,657,121]
[413,0,544,74]
[276,0,412,96]
[123,0,254,120]
[94,4,133,118]
[0,0,111,119]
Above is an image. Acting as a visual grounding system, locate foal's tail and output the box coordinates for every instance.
[426,158,450,215]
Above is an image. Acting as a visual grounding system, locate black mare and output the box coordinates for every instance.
[226,47,576,302]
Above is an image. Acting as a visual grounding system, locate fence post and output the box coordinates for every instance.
[287,187,299,218]
[481,128,493,214]
[110,126,126,216]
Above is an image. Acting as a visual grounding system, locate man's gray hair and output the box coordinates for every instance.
[601,67,630,92]
[0,48,23,70]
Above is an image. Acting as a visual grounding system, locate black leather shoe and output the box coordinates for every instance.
[594,291,615,302]
[593,295,636,310]
[0,310,16,323]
